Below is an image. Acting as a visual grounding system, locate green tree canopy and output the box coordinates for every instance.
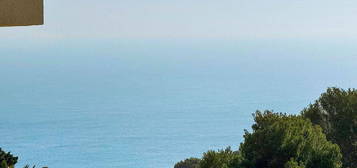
[302,87,357,168]
[174,158,201,168]
[240,111,342,168]
[199,147,242,168]
[0,148,18,168]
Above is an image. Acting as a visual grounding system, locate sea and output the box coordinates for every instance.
[1,38,356,168]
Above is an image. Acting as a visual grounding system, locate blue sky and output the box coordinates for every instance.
[1,0,357,40]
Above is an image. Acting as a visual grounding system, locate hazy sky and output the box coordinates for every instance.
[1,0,357,40]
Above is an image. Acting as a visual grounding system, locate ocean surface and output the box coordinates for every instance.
[1,39,356,168]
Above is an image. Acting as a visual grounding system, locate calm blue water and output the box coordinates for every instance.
[1,39,356,168]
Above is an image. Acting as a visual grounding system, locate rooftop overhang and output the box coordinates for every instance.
[0,0,44,27]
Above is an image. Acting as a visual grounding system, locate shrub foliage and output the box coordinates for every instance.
[0,148,18,168]
[174,158,201,168]
[240,111,342,168]
[302,87,357,168]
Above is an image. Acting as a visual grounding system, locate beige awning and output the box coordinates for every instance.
[0,0,44,27]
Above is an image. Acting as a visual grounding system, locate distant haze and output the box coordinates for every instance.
[1,0,357,39]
